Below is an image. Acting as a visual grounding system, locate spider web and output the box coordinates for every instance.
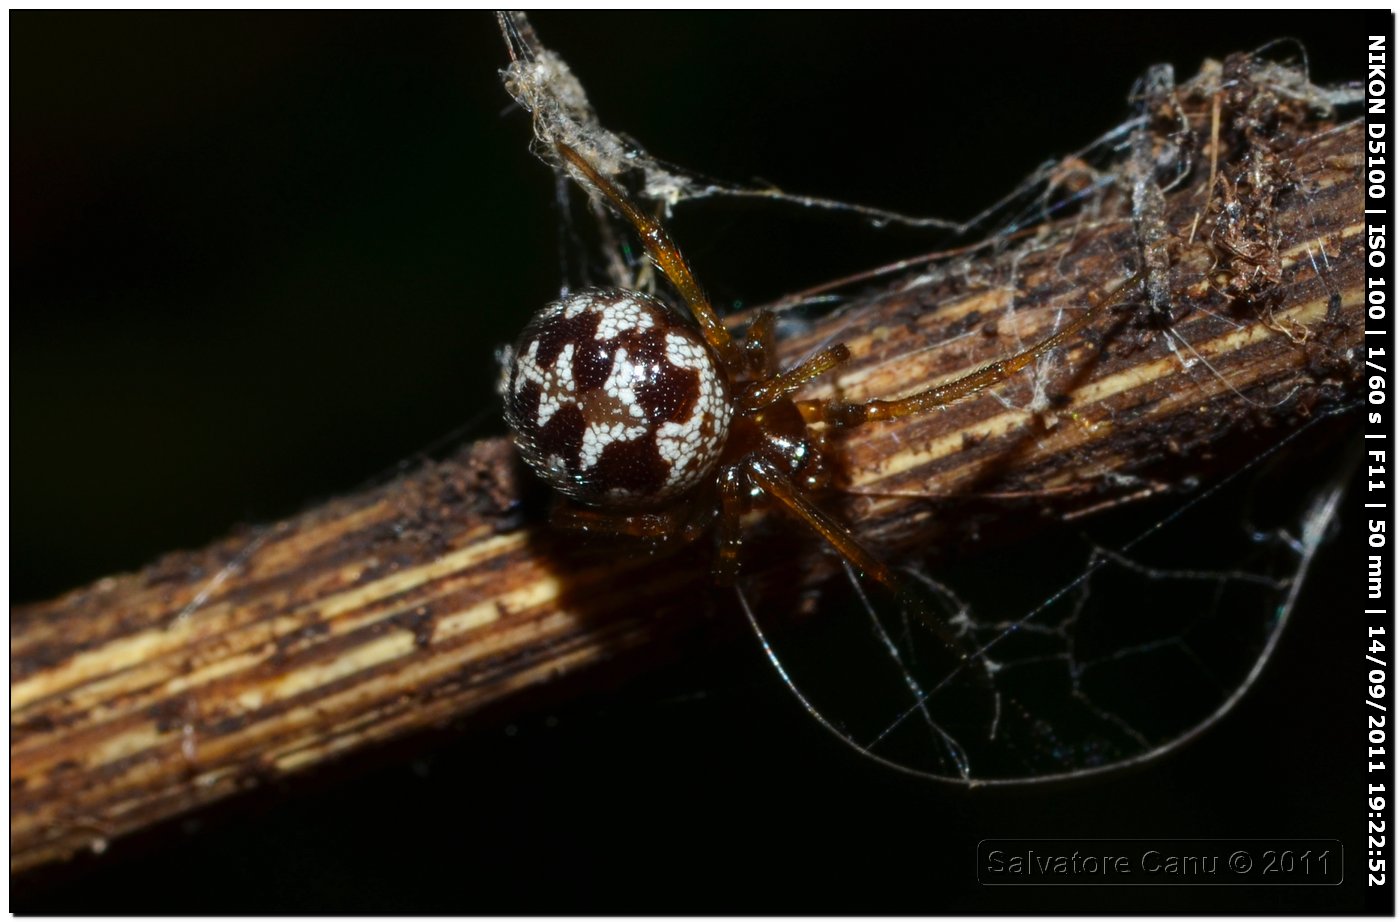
[497,11,1362,784]
[740,412,1354,783]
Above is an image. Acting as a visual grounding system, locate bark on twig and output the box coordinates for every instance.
[12,58,1363,872]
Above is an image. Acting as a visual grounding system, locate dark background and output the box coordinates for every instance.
[11,11,1377,913]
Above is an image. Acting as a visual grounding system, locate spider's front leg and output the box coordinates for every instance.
[555,142,743,369]
[799,269,1147,429]
[739,339,852,414]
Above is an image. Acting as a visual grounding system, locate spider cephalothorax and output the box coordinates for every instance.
[503,143,1142,587]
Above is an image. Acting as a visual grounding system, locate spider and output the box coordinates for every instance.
[503,142,1144,589]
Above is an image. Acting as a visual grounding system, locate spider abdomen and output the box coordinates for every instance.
[504,288,732,507]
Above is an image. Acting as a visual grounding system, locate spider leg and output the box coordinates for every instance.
[740,343,851,414]
[742,457,897,590]
[550,495,713,544]
[735,464,991,679]
[743,310,779,375]
[714,475,747,585]
[726,459,982,680]
[799,269,1147,429]
[556,143,743,369]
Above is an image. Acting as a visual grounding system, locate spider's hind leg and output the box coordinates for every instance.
[549,495,713,545]
[736,457,987,685]
[738,456,896,590]
[743,310,780,375]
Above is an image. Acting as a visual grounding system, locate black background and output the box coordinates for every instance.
[11,11,1376,913]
